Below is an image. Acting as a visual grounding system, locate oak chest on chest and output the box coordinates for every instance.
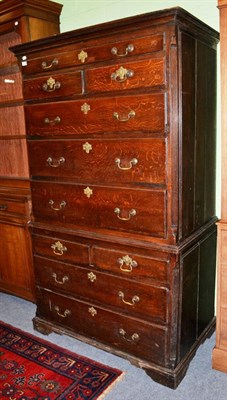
[12,7,219,388]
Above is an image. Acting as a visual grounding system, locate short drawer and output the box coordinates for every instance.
[35,256,169,323]
[23,71,83,101]
[22,33,164,74]
[86,58,165,93]
[27,138,166,185]
[91,246,169,284]
[32,233,89,265]
[36,288,167,366]
[25,93,165,137]
[31,181,166,238]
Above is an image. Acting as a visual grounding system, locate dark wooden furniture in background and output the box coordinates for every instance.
[212,0,227,373]
[12,7,219,387]
[0,0,62,302]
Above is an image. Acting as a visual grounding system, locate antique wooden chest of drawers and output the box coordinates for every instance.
[12,7,219,388]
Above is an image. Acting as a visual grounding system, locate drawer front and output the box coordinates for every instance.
[23,71,83,101]
[36,288,167,366]
[23,34,164,74]
[31,181,166,237]
[0,72,22,102]
[35,257,168,323]
[0,197,26,216]
[86,58,165,93]
[25,93,165,137]
[28,138,166,185]
[91,246,169,284]
[32,233,89,265]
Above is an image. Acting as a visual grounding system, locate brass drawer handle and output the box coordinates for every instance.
[118,291,140,306]
[114,207,136,221]
[44,116,61,125]
[115,157,138,170]
[54,306,71,318]
[113,110,135,122]
[52,273,69,284]
[46,156,65,168]
[118,255,138,272]
[119,328,140,343]
[111,44,134,57]
[111,66,134,82]
[0,204,8,211]
[49,199,66,211]
[51,241,67,256]
[42,77,61,92]
[41,58,59,70]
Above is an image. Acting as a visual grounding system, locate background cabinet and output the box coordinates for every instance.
[0,0,62,302]
[212,0,227,373]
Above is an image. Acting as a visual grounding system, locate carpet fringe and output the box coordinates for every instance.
[98,371,126,400]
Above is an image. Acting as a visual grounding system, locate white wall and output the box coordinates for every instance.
[56,0,219,32]
[54,0,221,216]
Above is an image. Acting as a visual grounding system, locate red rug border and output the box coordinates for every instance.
[0,320,124,375]
[0,319,124,379]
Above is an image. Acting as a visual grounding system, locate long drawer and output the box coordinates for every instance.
[31,181,166,237]
[22,33,164,74]
[36,288,168,366]
[28,138,166,185]
[35,256,169,323]
[25,93,165,137]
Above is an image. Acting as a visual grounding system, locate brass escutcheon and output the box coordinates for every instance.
[84,187,93,198]
[78,50,88,63]
[88,307,97,317]
[83,142,92,154]
[87,272,96,282]
[81,102,91,114]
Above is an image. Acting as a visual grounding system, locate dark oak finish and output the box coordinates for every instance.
[212,0,227,373]
[12,7,219,386]
[0,0,62,301]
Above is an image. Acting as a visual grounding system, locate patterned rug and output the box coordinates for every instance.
[0,321,123,400]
